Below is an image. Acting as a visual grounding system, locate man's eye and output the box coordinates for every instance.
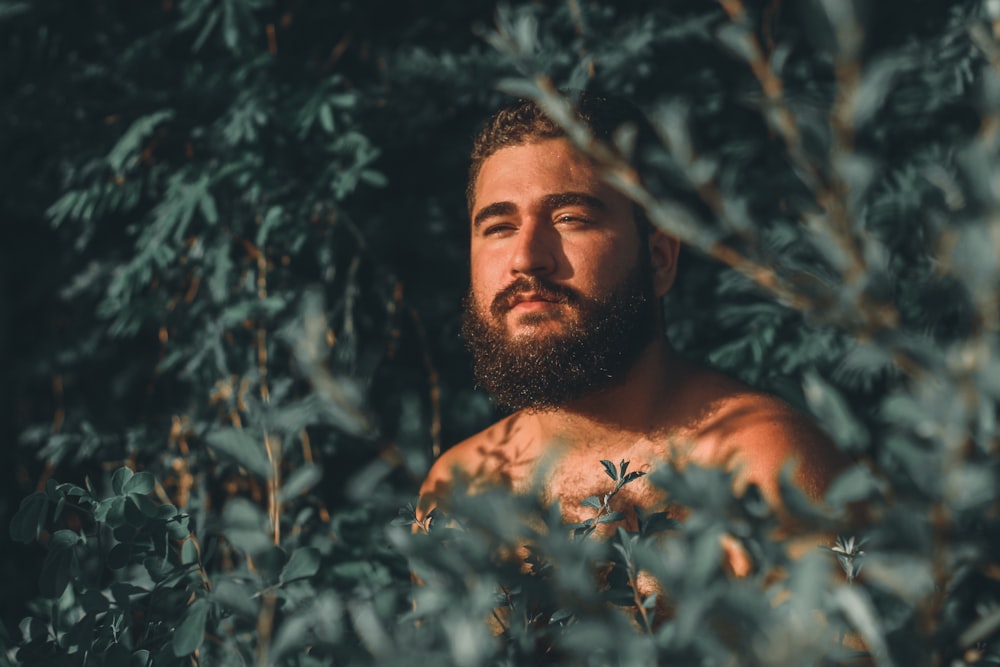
[556,214,591,225]
[483,223,515,236]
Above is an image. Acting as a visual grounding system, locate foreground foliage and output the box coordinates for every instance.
[4,0,1000,665]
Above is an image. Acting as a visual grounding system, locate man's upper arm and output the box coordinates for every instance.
[415,443,476,525]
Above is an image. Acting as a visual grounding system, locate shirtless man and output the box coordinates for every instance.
[417,94,846,577]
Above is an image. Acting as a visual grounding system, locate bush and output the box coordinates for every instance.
[4,0,999,665]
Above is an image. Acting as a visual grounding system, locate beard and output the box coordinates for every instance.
[461,262,658,412]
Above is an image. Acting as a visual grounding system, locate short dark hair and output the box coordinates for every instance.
[466,93,656,225]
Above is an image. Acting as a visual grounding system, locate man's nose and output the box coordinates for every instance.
[510,219,557,276]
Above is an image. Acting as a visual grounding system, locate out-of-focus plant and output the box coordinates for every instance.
[6,0,1000,666]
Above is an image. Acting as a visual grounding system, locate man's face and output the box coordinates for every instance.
[462,137,659,411]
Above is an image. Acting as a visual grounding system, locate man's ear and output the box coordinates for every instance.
[649,229,680,298]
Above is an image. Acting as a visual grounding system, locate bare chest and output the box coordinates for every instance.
[502,443,676,533]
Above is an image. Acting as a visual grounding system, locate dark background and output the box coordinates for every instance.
[1,0,990,660]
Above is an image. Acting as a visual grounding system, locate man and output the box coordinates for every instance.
[417,94,847,581]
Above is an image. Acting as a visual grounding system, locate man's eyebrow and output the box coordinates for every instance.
[473,193,608,229]
[542,192,608,212]
[473,201,517,229]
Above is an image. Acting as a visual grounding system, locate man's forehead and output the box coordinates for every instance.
[471,139,608,214]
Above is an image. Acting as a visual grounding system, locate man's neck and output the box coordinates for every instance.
[528,338,689,446]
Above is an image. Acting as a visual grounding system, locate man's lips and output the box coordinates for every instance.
[510,295,560,313]
[511,293,556,306]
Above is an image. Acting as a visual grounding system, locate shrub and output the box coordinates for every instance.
[5,1,1000,665]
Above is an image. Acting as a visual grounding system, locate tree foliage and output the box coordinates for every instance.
[3,0,1000,665]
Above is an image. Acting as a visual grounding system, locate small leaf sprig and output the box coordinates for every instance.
[827,535,866,584]
[574,459,645,539]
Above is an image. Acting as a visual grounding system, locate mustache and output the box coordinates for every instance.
[489,277,580,318]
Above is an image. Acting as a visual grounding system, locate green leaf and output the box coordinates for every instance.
[221,0,239,51]
[0,3,30,20]
[46,190,80,227]
[222,498,271,554]
[108,543,131,570]
[166,515,192,540]
[123,471,155,495]
[130,649,152,667]
[155,503,179,520]
[319,104,335,133]
[825,465,885,508]
[133,493,161,518]
[198,190,219,226]
[111,583,148,606]
[111,467,135,495]
[600,459,618,481]
[803,372,869,452]
[597,511,625,524]
[191,7,220,51]
[278,464,322,502]
[94,498,113,522]
[9,492,48,543]
[256,206,283,247]
[105,496,128,527]
[212,579,259,618]
[106,110,175,174]
[172,597,209,656]
[621,471,646,486]
[359,169,388,187]
[56,483,90,499]
[49,529,80,550]
[39,547,75,598]
[280,547,321,584]
[80,589,110,614]
[144,556,176,583]
[180,539,199,566]
[206,427,273,479]
[580,495,602,510]
[124,497,147,528]
[19,616,47,642]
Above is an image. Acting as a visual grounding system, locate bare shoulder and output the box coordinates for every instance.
[416,412,539,520]
[682,368,848,505]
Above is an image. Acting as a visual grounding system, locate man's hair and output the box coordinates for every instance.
[466,93,657,221]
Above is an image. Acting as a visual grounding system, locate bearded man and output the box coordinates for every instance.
[416,94,847,581]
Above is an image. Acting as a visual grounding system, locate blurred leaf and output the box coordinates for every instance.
[172,597,209,656]
[49,529,80,551]
[9,492,47,543]
[39,547,74,598]
[278,464,322,502]
[803,371,869,452]
[212,579,259,618]
[222,498,271,555]
[280,547,321,583]
[256,206,283,247]
[0,2,29,19]
[123,471,155,495]
[106,110,174,175]
[824,465,886,508]
[80,589,110,614]
[205,427,272,479]
[108,543,131,570]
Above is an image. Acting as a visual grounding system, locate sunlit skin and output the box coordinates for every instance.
[417,137,849,616]
[468,139,655,342]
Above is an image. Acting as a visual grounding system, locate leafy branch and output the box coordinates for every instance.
[574,459,645,539]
